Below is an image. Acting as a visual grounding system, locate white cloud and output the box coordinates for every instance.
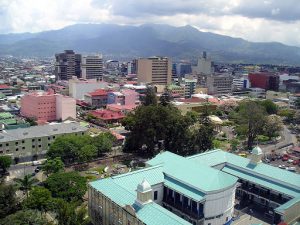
[0,0,300,47]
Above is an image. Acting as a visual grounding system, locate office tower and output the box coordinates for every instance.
[55,50,81,80]
[206,74,233,95]
[192,51,214,75]
[137,56,172,85]
[81,54,103,80]
[127,59,138,75]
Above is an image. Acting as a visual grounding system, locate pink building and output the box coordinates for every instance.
[21,91,76,122]
[122,89,139,105]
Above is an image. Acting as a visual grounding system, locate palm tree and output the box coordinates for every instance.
[14,174,38,198]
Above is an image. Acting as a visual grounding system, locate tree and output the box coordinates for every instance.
[78,145,97,162]
[122,104,193,156]
[93,132,115,156]
[278,109,295,123]
[14,174,38,198]
[0,156,12,173]
[237,101,267,150]
[24,187,52,213]
[264,115,283,140]
[0,184,18,219]
[25,117,38,126]
[143,87,157,106]
[54,199,90,225]
[159,92,172,106]
[0,210,50,225]
[259,99,278,115]
[42,157,64,176]
[45,172,87,202]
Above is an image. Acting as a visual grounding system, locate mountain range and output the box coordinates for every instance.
[0,23,300,65]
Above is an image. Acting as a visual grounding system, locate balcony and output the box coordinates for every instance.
[238,184,290,205]
[164,197,204,220]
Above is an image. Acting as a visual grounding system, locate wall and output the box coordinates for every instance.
[56,95,76,120]
[151,183,164,205]
[203,185,236,225]
[137,59,153,84]
[69,80,107,100]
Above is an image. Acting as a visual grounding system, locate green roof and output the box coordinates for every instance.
[275,196,300,214]
[90,176,191,225]
[0,112,14,119]
[222,165,300,198]
[164,176,205,202]
[188,149,300,190]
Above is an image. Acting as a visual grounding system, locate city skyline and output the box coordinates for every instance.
[1,0,300,47]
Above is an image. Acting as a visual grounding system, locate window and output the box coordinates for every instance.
[15,142,18,145]
[48,137,51,140]
[22,140,25,144]
[32,145,35,148]
[154,191,158,200]
[22,147,25,150]
[32,139,35,142]
[226,217,228,222]
[38,145,41,148]
[16,148,18,151]
[0,144,2,147]
[6,143,9,146]
[38,139,41,141]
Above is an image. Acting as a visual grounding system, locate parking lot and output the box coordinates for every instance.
[262,151,300,173]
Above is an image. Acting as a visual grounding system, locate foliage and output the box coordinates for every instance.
[143,87,157,106]
[0,210,50,225]
[42,157,64,176]
[122,104,195,156]
[263,115,283,140]
[53,199,90,225]
[159,92,172,106]
[0,184,18,219]
[93,132,115,156]
[45,172,87,202]
[278,109,295,122]
[24,187,53,213]
[230,139,240,151]
[259,99,278,115]
[257,135,269,142]
[25,117,38,126]
[14,174,38,198]
[235,100,267,150]
[47,134,109,164]
[0,156,12,173]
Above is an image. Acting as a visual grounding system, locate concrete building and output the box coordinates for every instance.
[107,92,125,105]
[289,93,300,109]
[206,74,233,95]
[89,148,300,225]
[68,77,108,100]
[137,57,172,85]
[81,54,103,80]
[55,50,81,80]
[192,52,213,75]
[84,89,108,108]
[232,76,250,91]
[184,78,197,98]
[0,122,87,162]
[0,84,13,96]
[166,84,185,98]
[20,91,76,122]
[249,72,279,91]
[176,63,192,77]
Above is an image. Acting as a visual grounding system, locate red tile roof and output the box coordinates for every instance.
[90,109,125,121]
[0,84,11,89]
[87,89,108,97]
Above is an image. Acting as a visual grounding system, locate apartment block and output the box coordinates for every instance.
[0,122,87,162]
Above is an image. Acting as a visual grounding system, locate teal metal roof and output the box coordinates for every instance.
[164,175,205,202]
[222,166,300,198]
[275,196,300,214]
[188,149,300,190]
[150,151,237,193]
[112,165,164,194]
[136,203,191,225]
[90,177,192,225]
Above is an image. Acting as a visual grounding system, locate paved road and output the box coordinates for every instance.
[6,164,38,182]
[261,125,297,154]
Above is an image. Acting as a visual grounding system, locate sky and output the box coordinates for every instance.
[1,0,300,46]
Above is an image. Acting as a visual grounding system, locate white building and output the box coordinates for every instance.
[192,52,214,75]
[81,54,103,80]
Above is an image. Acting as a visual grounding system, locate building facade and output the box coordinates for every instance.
[0,122,87,162]
[137,57,172,85]
[249,72,279,91]
[20,91,76,122]
[206,74,233,95]
[192,52,214,75]
[55,50,81,80]
[84,89,108,108]
[81,55,103,80]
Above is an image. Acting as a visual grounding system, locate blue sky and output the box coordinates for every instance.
[1,0,300,46]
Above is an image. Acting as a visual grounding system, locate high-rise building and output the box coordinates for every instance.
[192,52,214,75]
[184,77,197,98]
[55,50,81,80]
[137,57,172,85]
[249,72,279,91]
[81,54,103,80]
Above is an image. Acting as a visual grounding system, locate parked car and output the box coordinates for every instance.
[85,171,100,175]
[32,161,42,166]
[282,156,289,161]
[288,159,294,164]
[264,158,271,163]
[278,165,286,169]
[292,160,300,165]
[34,168,40,173]
[286,167,297,172]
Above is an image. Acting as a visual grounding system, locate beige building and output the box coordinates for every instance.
[206,74,233,96]
[81,54,103,80]
[137,57,172,85]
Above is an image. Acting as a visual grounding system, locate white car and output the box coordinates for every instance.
[287,159,294,164]
[278,165,286,169]
[286,167,297,172]
[32,161,42,166]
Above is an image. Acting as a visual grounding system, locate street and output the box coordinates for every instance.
[6,164,38,182]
